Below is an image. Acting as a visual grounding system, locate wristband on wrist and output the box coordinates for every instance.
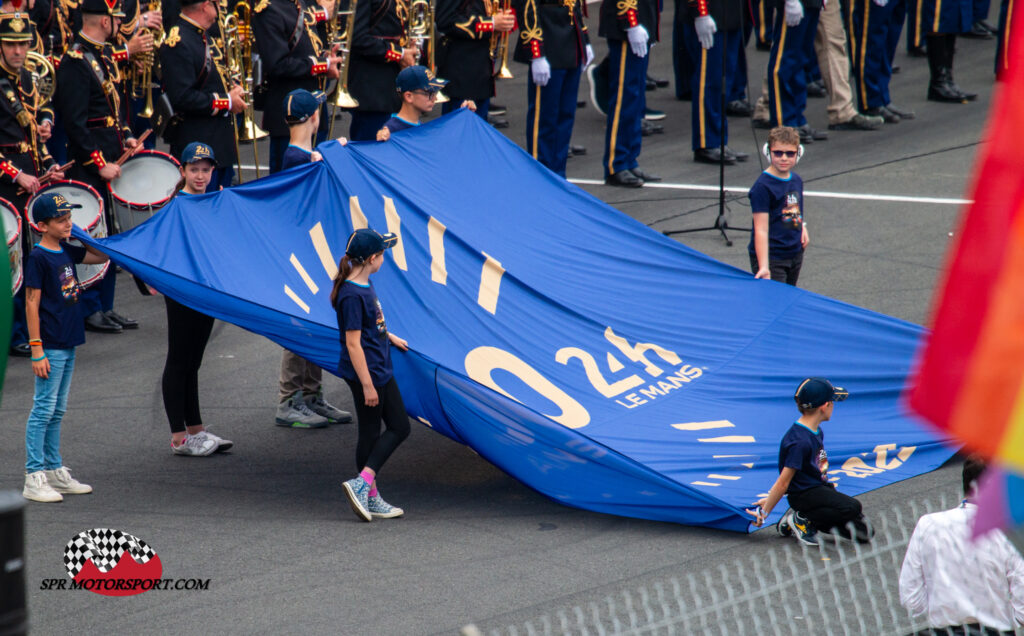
[28,339,42,346]
[31,354,47,362]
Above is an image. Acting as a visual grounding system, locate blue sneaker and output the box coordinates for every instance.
[788,511,819,546]
[342,478,372,522]
[368,493,404,519]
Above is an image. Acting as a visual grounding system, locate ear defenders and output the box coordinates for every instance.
[762,142,804,164]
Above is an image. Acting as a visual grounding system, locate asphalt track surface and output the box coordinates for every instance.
[0,7,998,634]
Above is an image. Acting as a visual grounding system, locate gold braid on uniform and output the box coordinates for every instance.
[615,0,637,15]
[519,0,542,44]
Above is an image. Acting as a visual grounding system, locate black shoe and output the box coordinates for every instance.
[694,148,736,165]
[865,106,900,123]
[645,77,658,91]
[752,118,772,130]
[797,124,828,142]
[644,107,666,121]
[885,103,916,119]
[928,78,970,103]
[605,170,644,187]
[85,311,123,333]
[569,144,586,156]
[806,79,827,98]
[105,309,138,329]
[488,103,507,116]
[726,100,753,117]
[977,19,997,34]
[755,41,772,51]
[489,117,510,129]
[908,45,927,57]
[649,74,669,88]
[947,82,978,101]
[641,120,664,136]
[828,113,885,130]
[891,64,900,74]
[576,100,586,109]
[630,168,661,182]
[9,343,31,357]
[724,147,749,162]
[962,22,994,39]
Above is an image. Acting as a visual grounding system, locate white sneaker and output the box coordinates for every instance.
[171,434,218,456]
[43,466,93,495]
[23,471,63,502]
[195,430,233,452]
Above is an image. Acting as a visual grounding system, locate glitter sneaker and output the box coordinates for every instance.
[342,477,372,522]
[368,493,404,519]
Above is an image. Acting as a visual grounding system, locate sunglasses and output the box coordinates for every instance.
[771,150,798,158]
[412,89,438,98]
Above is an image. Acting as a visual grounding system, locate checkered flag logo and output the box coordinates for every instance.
[63,528,157,578]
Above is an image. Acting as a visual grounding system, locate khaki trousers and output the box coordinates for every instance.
[279,350,323,403]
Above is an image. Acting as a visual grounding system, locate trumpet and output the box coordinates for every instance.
[405,0,448,103]
[488,0,513,79]
[132,0,165,118]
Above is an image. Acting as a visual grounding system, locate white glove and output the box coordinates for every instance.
[626,25,649,57]
[694,15,716,49]
[872,0,887,6]
[784,0,804,26]
[584,43,594,69]
[531,56,551,86]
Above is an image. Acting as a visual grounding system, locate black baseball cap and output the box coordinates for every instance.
[345,228,397,262]
[33,192,82,223]
[794,377,849,409]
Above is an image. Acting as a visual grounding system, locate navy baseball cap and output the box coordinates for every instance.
[284,89,326,124]
[180,141,217,165]
[794,378,849,409]
[395,66,448,93]
[346,228,398,262]
[33,192,82,224]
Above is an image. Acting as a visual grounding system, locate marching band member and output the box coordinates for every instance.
[251,0,342,173]
[435,0,514,121]
[54,0,142,334]
[918,0,978,102]
[346,0,418,141]
[513,0,591,177]
[160,0,244,189]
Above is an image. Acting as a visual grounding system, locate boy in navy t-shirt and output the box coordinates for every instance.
[748,126,810,286]
[748,378,874,546]
[22,193,109,503]
[375,66,476,141]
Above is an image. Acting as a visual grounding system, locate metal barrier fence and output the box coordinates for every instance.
[462,493,1005,636]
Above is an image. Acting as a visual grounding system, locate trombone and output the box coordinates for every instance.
[327,0,358,139]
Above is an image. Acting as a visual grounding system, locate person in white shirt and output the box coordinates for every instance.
[899,456,1024,634]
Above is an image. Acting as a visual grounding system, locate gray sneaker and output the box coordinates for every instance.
[275,391,329,428]
[368,493,404,519]
[306,390,352,424]
[172,434,217,456]
[196,430,233,452]
[342,477,372,522]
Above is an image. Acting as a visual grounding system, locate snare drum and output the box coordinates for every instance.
[109,150,182,233]
[25,180,110,289]
[1,197,22,294]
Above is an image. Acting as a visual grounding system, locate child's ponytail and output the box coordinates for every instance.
[329,255,354,306]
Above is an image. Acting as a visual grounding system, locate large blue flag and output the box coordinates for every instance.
[79,110,955,531]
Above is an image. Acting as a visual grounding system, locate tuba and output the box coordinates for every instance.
[132,0,166,118]
[231,0,269,144]
[25,52,56,108]
[405,0,448,103]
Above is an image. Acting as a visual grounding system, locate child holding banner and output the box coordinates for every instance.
[331,228,411,522]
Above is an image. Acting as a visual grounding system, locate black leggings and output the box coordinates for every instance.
[788,485,874,542]
[162,297,215,434]
[345,377,410,474]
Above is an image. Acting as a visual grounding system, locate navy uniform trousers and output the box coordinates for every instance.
[683,27,743,151]
[603,38,648,177]
[766,7,821,127]
[845,0,897,110]
[526,65,583,177]
[994,0,1015,78]
[751,0,775,47]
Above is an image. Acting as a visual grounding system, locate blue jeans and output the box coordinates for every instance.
[25,347,76,473]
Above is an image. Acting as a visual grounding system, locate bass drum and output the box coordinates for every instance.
[1,197,22,294]
[109,150,182,233]
[25,181,109,289]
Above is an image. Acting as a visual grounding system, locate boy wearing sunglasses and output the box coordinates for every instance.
[376,66,476,140]
[748,126,809,286]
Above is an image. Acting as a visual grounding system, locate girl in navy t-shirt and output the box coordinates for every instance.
[332,228,411,522]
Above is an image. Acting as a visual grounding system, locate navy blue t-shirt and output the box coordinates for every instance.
[384,115,418,134]
[335,281,393,386]
[281,145,313,170]
[23,243,87,349]
[747,171,804,259]
[778,422,829,494]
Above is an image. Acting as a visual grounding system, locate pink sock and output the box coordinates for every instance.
[359,469,375,487]
[368,483,378,497]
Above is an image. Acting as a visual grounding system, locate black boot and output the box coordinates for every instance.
[926,35,966,102]
[944,34,977,101]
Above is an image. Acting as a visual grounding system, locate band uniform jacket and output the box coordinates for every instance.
[347,0,405,113]
[159,15,237,163]
[251,0,333,137]
[436,0,494,101]
[512,0,589,69]
[685,0,740,31]
[0,62,57,207]
[54,32,131,185]
[598,0,659,41]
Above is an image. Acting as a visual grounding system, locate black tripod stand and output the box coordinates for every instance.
[663,28,750,247]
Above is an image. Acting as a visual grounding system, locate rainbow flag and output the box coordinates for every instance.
[906,15,1024,475]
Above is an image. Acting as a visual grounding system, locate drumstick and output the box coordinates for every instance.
[116,129,152,166]
[16,160,75,195]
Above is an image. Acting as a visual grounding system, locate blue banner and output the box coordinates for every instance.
[79,110,956,531]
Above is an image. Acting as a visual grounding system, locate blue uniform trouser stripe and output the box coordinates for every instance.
[767,7,821,127]
[846,0,896,110]
[603,39,648,177]
[526,65,583,178]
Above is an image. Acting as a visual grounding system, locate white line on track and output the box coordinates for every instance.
[568,178,972,206]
